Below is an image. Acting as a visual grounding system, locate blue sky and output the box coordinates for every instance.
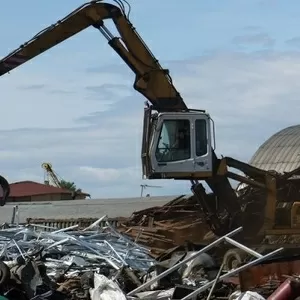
[1,0,300,198]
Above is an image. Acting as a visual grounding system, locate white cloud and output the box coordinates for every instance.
[1,49,300,197]
[0,70,130,129]
[286,37,300,48]
[79,166,139,183]
[232,33,275,47]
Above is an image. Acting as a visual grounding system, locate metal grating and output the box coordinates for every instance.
[250,125,300,173]
[27,217,121,231]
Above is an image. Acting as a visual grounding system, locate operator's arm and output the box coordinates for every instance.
[0,1,187,112]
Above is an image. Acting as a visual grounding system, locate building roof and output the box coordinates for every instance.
[249,125,300,173]
[0,195,185,223]
[9,181,72,197]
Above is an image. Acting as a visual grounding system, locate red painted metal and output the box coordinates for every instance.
[239,259,300,291]
[268,278,300,300]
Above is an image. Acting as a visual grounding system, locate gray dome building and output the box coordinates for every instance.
[249,125,300,174]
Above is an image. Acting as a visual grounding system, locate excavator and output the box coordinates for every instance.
[1,0,300,242]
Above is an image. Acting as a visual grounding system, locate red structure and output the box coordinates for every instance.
[7,181,88,202]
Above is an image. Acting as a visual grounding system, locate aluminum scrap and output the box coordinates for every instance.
[0,223,155,279]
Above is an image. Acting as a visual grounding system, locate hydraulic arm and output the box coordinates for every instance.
[0,1,186,112]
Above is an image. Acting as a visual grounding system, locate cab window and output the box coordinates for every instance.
[155,120,191,162]
[195,119,208,156]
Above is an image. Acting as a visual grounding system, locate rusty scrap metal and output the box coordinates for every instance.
[239,256,300,292]
[118,194,211,255]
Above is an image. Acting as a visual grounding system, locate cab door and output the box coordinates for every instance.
[150,114,195,175]
[192,116,213,174]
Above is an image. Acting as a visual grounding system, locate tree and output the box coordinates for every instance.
[60,179,77,192]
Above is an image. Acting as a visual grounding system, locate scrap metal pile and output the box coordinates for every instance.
[117,195,212,256]
[0,220,154,299]
[0,217,297,300]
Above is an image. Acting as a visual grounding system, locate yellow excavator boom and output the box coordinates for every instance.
[0,1,186,112]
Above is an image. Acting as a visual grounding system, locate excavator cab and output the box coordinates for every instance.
[142,105,214,180]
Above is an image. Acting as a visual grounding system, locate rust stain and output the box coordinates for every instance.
[239,259,300,291]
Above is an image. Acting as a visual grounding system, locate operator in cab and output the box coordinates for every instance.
[172,126,190,160]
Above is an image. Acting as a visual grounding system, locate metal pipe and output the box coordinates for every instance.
[30,224,58,230]
[206,263,224,300]
[12,239,25,260]
[15,206,19,226]
[268,277,300,300]
[82,215,107,231]
[52,224,78,234]
[224,237,262,258]
[46,238,70,250]
[11,206,16,224]
[127,226,242,296]
[181,247,283,300]
[104,240,128,267]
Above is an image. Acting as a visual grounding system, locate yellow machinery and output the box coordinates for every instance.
[41,162,61,187]
[1,1,300,239]
[41,162,89,199]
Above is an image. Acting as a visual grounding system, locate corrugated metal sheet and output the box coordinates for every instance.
[250,125,300,173]
[0,195,182,224]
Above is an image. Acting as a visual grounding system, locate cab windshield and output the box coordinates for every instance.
[155,119,191,162]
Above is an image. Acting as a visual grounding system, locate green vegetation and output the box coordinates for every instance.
[60,179,77,192]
